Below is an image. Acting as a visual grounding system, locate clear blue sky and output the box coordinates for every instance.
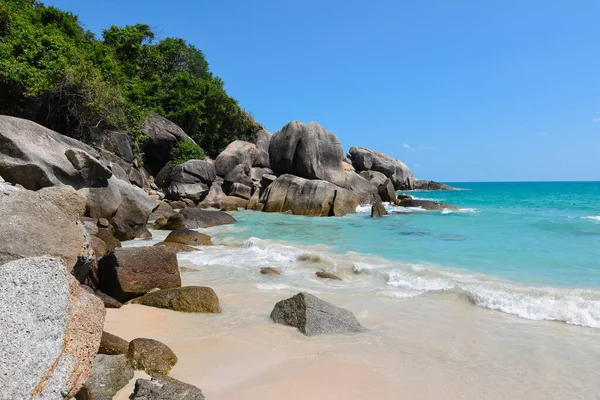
[46,0,600,182]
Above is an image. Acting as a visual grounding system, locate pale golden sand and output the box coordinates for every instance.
[105,277,600,400]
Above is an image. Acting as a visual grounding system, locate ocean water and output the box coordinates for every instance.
[163,181,600,329]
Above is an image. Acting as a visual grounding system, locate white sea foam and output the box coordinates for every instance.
[441,207,478,215]
[582,216,600,221]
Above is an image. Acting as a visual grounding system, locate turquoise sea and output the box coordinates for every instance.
[202,181,600,328]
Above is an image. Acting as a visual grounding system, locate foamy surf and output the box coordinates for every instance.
[582,216,600,221]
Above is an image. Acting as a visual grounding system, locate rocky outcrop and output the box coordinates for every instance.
[349,146,415,190]
[229,182,252,200]
[0,116,157,239]
[395,199,460,211]
[371,201,388,217]
[360,170,396,202]
[270,292,363,336]
[0,186,88,270]
[141,113,196,175]
[339,171,379,204]
[98,247,181,302]
[0,257,105,399]
[75,354,134,400]
[223,164,253,188]
[259,174,360,216]
[133,376,205,400]
[167,160,216,202]
[127,338,178,376]
[164,209,237,230]
[414,179,456,191]
[269,121,346,186]
[129,286,222,313]
[214,140,261,177]
[164,229,212,246]
[91,129,135,163]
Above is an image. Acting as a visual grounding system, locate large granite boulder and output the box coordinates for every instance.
[129,286,221,313]
[270,292,363,336]
[133,376,205,400]
[127,338,178,376]
[223,163,253,188]
[339,171,379,204]
[360,170,396,202]
[414,179,456,191]
[91,129,135,163]
[269,121,346,186]
[260,174,360,216]
[349,146,415,190]
[371,201,388,218]
[167,160,216,202]
[141,113,196,175]
[98,247,181,302]
[165,209,236,230]
[0,115,103,189]
[214,140,260,177]
[0,116,157,239]
[75,354,134,400]
[0,186,88,270]
[0,257,105,399]
[253,128,272,168]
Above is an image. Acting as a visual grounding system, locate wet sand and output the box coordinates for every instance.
[106,274,600,400]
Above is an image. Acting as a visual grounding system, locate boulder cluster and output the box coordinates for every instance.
[0,113,453,398]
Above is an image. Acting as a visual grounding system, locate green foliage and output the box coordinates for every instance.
[168,140,205,167]
[0,0,261,157]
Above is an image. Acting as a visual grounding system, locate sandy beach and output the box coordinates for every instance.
[106,266,600,400]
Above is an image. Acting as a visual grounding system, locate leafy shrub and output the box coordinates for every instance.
[169,140,205,167]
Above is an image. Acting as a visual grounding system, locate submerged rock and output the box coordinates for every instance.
[270,292,363,336]
[0,257,105,399]
[127,338,178,376]
[129,286,221,313]
[260,267,281,275]
[133,375,205,400]
[316,271,343,280]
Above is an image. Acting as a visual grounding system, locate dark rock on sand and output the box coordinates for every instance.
[99,331,129,355]
[165,228,212,246]
[133,375,205,400]
[75,354,134,400]
[98,247,181,303]
[316,271,342,280]
[270,292,363,336]
[127,338,178,376]
[130,286,221,313]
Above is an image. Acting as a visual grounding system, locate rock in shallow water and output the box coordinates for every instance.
[270,292,363,336]
[164,228,212,246]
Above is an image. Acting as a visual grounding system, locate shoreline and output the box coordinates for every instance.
[106,264,600,399]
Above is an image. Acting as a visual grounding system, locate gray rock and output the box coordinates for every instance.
[0,187,87,269]
[378,178,396,202]
[249,166,273,183]
[359,170,388,187]
[167,208,237,229]
[349,146,415,190]
[99,331,129,355]
[129,286,221,313]
[170,160,216,185]
[91,129,135,163]
[214,140,260,177]
[75,354,134,400]
[229,182,252,200]
[142,113,196,175]
[95,290,122,309]
[65,148,112,182]
[253,128,272,168]
[270,292,363,336]
[133,376,205,400]
[260,174,360,217]
[338,171,379,204]
[414,179,456,191]
[223,163,253,188]
[395,199,460,211]
[260,173,277,188]
[371,201,388,218]
[0,257,105,399]
[269,121,346,186]
[167,181,209,203]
